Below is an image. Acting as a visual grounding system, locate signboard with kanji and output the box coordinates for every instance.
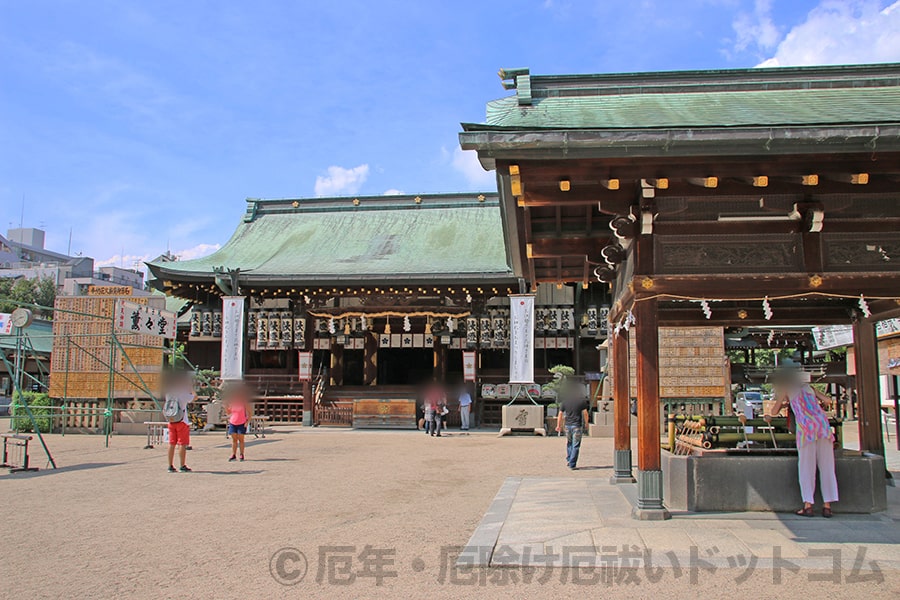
[0,313,12,335]
[813,319,900,350]
[115,300,176,339]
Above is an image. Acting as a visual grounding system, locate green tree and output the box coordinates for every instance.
[0,276,55,318]
[32,276,56,313]
[0,278,13,313]
[11,390,53,433]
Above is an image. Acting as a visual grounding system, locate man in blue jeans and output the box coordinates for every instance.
[555,384,590,470]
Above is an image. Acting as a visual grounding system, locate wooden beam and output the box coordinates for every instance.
[630,274,900,299]
[687,176,718,188]
[534,270,590,282]
[734,175,768,187]
[522,186,631,207]
[658,305,853,326]
[600,179,620,190]
[518,178,897,210]
[509,164,523,199]
[853,317,884,457]
[828,173,869,185]
[781,174,819,186]
[510,153,900,182]
[823,219,900,233]
[653,220,799,236]
[868,299,900,321]
[529,237,608,258]
[654,218,900,235]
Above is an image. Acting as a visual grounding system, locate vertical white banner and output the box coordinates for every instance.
[509,294,535,384]
[220,296,245,381]
[298,351,313,380]
[463,351,477,382]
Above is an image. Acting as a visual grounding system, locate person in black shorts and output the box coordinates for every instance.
[224,382,252,462]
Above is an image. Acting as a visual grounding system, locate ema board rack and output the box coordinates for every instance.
[49,287,165,399]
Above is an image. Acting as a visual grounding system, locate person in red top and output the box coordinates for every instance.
[223,382,253,462]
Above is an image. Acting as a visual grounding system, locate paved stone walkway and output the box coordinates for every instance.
[461,477,900,574]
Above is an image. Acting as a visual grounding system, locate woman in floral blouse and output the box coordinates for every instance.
[766,370,838,518]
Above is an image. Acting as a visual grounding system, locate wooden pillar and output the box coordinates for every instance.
[302,315,314,426]
[330,343,344,387]
[853,317,884,457]
[633,296,669,519]
[434,343,447,382]
[611,328,634,483]
[363,332,378,385]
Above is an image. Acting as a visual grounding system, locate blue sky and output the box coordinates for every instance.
[2,0,899,269]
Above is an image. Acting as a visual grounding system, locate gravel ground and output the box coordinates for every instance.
[0,423,897,599]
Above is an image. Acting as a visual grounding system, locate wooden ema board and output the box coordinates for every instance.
[878,336,900,373]
[49,290,165,399]
[628,326,727,398]
[351,398,416,429]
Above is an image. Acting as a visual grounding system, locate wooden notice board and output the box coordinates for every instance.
[628,326,727,399]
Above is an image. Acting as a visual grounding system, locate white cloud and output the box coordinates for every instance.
[174,243,221,261]
[732,0,781,54]
[451,147,496,187]
[313,164,369,197]
[96,253,155,270]
[96,243,221,277]
[383,189,404,195]
[758,0,900,67]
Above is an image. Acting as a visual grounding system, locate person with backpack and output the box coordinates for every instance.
[163,371,196,473]
[223,382,253,462]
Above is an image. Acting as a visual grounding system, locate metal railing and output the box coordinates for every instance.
[1,434,38,472]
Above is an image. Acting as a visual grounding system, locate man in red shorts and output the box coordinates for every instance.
[165,371,196,473]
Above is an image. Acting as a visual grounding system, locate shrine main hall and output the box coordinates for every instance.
[149,61,900,516]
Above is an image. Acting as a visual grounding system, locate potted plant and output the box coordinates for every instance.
[542,364,574,429]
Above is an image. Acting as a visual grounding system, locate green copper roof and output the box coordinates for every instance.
[471,63,900,130]
[481,85,900,129]
[0,319,52,355]
[148,193,514,284]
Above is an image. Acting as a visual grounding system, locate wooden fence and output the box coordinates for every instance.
[253,398,304,423]
[316,401,353,427]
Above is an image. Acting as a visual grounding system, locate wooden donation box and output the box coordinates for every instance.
[352,399,416,429]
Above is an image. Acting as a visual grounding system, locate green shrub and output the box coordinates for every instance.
[11,391,52,433]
